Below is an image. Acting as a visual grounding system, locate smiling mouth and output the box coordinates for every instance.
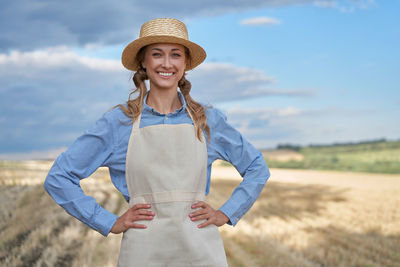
[158,72,174,77]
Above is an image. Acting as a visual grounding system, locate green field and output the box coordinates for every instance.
[264,140,400,174]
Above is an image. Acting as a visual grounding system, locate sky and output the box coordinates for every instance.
[0,0,399,159]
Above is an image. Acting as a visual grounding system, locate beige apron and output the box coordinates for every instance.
[117,108,228,267]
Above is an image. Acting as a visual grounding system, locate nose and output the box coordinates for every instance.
[161,56,172,68]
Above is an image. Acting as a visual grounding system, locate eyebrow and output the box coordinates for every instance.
[151,48,183,52]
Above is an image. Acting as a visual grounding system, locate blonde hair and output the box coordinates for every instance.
[116,46,210,142]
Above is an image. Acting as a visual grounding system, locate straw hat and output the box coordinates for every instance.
[121,18,206,71]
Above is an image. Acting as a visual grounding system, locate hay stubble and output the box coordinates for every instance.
[1,161,399,266]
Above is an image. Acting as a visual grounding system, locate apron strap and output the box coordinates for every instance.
[132,112,141,130]
[132,106,195,130]
[185,106,195,123]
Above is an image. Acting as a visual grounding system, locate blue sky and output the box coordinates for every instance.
[0,0,399,158]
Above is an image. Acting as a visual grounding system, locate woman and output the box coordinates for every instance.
[44,18,270,266]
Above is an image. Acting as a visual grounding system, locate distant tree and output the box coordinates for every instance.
[276,144,301,151]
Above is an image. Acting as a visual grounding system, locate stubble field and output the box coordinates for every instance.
[0,160,399,267]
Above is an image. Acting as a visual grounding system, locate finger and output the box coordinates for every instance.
[132,215,154,221]
[189,208,208,218]
[131,204,151,210]
[190,213,210,221]
[137,209,155,216]
[191,201,207,209]
[123,220,148,229]
[123,215,154,229]
[198,219,214,228]
[128,222,148,229]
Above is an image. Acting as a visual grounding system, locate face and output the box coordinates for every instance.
[142,43,187,91]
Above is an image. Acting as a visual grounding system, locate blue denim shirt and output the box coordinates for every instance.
[44,92,270,236]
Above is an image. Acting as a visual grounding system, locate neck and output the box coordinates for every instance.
[146,89,182,114]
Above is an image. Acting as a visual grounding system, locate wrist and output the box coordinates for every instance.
[216,210,229,225]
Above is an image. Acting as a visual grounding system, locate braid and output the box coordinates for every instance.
[115,66,148,123]
[179,75,210,142]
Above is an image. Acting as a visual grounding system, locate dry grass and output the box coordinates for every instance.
[211,167,400,267]
[0,161,125,267]
[1,161,399,266]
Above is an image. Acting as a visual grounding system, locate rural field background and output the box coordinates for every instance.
[1,1,399,266]
[263,140,400,174]
[0,155,399,267]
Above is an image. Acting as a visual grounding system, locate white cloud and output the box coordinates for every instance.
[0,48,313,153]
[240,16,282,26]
[0,48,121,71]
[0,0,372,52]
[0,48,130,153]
[189,62,274,103]
[0,47,394,153]
[313,1,338,8]
[219,104,396,149]
[225,106,303,118]
[313,0,375,12]
[217,105,307,148]
[188,62,312,103]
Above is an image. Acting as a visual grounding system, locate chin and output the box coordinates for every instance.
[151,82,179,91]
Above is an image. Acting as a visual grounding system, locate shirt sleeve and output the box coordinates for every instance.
[43,112,119,236]
[206,107,270,226]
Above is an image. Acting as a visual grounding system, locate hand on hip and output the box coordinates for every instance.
[111,204,155,234]
[189,201,229,228]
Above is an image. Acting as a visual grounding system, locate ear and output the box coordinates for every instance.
[185,55,191,70]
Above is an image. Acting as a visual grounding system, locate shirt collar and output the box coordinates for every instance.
[142,91,187,116]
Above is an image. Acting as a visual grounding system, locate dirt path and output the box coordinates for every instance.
[212,164,400,189]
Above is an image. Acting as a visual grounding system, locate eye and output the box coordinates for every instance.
[172,53,182,58]
[152,52,162,57]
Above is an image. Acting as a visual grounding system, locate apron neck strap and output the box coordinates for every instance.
[185,106,195,123]
[133,113,141,130]
[132,106,195,130]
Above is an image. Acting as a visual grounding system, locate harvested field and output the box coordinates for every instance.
[1,161,399,266]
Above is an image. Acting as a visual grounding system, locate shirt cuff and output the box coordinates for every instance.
[218,200,244,226]
[92,207,119,236]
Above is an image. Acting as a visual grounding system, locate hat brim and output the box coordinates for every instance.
[121,35,206,71]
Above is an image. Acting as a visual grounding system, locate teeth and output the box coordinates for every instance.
[159,72,173,76]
